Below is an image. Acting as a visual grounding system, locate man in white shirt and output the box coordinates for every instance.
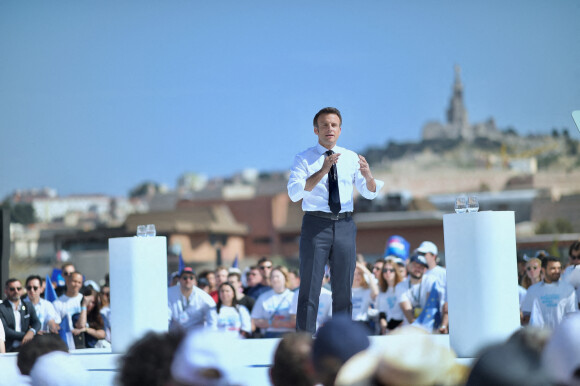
[562,241,580,307]
[53,271,84,350]
[288,107,384,335]
[395,255,437,324]
[522,256,577,329]
[168,267,217,331]
[416,241,446,287]
[24,275,61,334]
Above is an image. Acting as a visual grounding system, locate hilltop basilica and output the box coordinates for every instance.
[421,66,502,142]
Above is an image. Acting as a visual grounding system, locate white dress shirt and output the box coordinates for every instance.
[287,143,384,212]
[25,296,62,332]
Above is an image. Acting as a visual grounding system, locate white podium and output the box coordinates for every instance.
[443,211,520,358]
[108,237,168,353]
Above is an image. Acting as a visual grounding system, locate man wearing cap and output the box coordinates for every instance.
[416,241,446,287]
[395,255,438,325]
[168,267,218,331]
[288,107,384,335]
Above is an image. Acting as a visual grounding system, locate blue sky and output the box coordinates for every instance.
[1,1,579,199]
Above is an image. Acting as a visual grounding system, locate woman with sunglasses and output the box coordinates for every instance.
[216,282,251,338]
[376,257,405,334]
[522,257,543,289]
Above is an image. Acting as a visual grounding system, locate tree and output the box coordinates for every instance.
[554,218,574,234]
[129,181,160,198]
[1,200,36,225]
[535,220,553,235]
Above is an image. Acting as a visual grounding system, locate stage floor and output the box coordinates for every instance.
[0,334,473,386]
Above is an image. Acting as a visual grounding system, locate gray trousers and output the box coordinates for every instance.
[296,213,357,334]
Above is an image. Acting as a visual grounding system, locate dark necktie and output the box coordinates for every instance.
[326,150,341,215]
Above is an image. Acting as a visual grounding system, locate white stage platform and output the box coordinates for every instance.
[0,334,474,386]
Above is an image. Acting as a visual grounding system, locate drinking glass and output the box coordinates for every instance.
[145,224,156,237]
[467,196,479,213]
[136,225,147,237]
[454,195,467,213]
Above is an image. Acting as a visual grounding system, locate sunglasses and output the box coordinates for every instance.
[181,276,195,281]
[259,265,272,270]
[26,286,39,291]
[63,271,74,276]
[372,266,382,271]
[526,266,539,271]
[382,268,395,273]
[8,286,22,292]
[570,255,580,260]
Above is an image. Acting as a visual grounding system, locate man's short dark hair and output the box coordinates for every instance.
[5,278,19,288]
[25,275,43,287]
[313,107,342,128]
[61,262,75,271]
[118,330,185,386]
[570,241,580,257]
[257,256,272,265]
[227,272,241,281]
[17,334,68,375]
[270,332,314,386]
[541,256,560,269]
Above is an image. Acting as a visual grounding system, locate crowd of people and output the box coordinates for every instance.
[1,239,579,384]
[4,312,579,385]
[0,262,111,354]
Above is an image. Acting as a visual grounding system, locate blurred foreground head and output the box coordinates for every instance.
[118,330,185,386]
[30,351,89,386]
[270,332,314,386]
[335,326,468,386]
[17,334,68,376]
[170,328,243,386]
[542,313,580,386]
[312,315,370,386]
[466,326,551,386]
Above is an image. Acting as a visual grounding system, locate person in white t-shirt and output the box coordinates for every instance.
[376,257,405,334]
[251,266,295,338]
[53,272,84,350]
[416,241,446,288]
[395,255,437,324]
[522,256,578,329]
[216,282,251,338]
[351,262,378,327]
[562,241,580,307]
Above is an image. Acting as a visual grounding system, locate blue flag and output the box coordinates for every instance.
[45,275,58,302]
[178,252,185,273]
[59,315,70,344]
[412,281,442,332]
[232,255,239,269]
[51,268,65,287]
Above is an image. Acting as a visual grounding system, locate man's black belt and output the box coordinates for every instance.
[305,211,352,221]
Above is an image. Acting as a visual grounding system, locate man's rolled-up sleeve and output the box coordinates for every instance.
[354,167,384,200]
[287,155,308,202]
